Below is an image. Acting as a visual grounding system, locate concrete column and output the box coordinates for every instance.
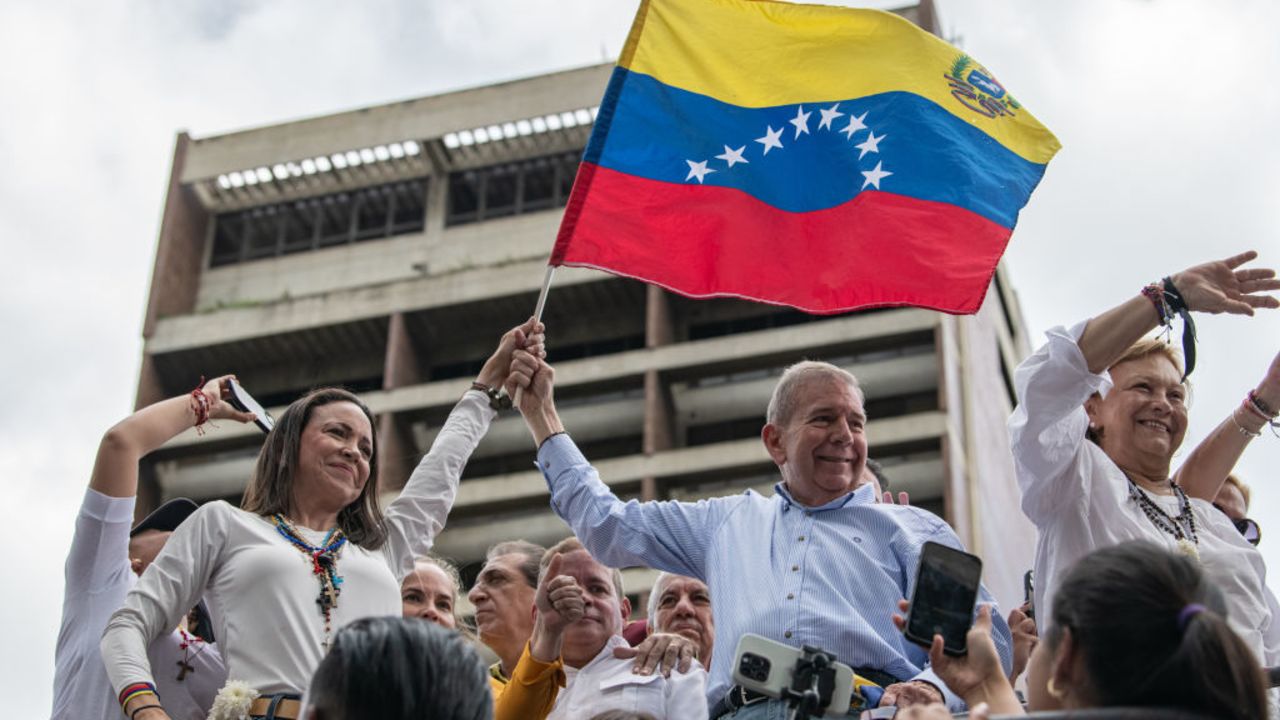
[641,286,676,501]
[380,312,424,492]
[136,132,208,409]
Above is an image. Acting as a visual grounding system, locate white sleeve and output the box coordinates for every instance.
[1008,321,1109,525]
[382,390,494,581]
[66,488,136,596]
[101,502,228,695]
[666,664,709,720]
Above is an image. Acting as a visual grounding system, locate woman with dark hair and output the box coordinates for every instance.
[1008,252,1280,677]
[102,320,543,720]
[305,616,492,720]
[912,541,1268,719]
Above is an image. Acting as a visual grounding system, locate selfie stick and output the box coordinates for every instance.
[781,646,837,720]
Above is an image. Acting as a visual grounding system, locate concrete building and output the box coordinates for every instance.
[134,1,1037,611]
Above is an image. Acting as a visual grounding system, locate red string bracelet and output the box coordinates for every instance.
[190,376,210,435]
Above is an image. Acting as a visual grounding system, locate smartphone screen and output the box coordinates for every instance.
[905,541,983,656]
[228,378,275,434]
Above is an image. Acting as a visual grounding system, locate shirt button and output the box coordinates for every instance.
[853,536,862,544]
[797,535,805,542]
[791,565,799,572]
[805,511,813,517]
[787,593,795,600]
[784,631,793,639]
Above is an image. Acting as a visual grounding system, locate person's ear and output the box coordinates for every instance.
[620,596,632,622]
[762,423,787,465]
[1049,627,1084,706]
[1084,393,1103,431]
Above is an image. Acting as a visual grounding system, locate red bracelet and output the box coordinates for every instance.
[190,377,210,435]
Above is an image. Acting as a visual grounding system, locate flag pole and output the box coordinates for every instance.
[514,264,557,406]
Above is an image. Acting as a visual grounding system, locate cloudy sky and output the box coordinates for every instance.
[2,0,1277,711]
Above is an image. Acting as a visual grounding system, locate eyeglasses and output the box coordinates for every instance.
[1213,504,1261,546]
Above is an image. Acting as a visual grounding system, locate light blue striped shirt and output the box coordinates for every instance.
[537,434,1012,712]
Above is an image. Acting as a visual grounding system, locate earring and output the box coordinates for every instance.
[1047,677,1067,700]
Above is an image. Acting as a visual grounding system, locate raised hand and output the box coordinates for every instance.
[1007,603,1038,683]
[535,554,585,635]
[203,375,258,424]
[478,317,547,390]
[1169,251,1280,317]
[892,601,1019,712]
[613,631,699,677]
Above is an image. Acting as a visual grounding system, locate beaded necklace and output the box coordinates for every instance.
[1125,476,1199,560]
[273,514,347,648]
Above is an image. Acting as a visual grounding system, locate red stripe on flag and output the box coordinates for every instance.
[552,163,1011,315]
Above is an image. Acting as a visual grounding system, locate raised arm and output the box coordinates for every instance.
[508,352,731,578]
[1176,349,1280,500]
[382,318,545,579]
[1077,251,1278,374]
[90,375,256,498]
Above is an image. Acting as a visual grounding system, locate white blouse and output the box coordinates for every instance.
[102,391,495,696]
[1008,322,1275,666]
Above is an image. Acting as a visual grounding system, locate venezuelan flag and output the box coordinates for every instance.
[552,0,1060,314]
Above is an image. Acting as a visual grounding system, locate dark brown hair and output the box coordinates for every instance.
[1049,541,1266,719]
[242,388,387,549]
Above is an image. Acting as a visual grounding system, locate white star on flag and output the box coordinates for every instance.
[715,145,749,168]
[855,131,885,160]
[818,104,844,131]
[861,161,892,190]
[840,111,868,140]
[755,126,784,155]
[685,159,715,183]
[789,106,811,138]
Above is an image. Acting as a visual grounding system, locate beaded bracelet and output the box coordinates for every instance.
[1231,408,1262,438]
[1141,283,1173,326]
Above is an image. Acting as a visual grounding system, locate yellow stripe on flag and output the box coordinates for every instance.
[620,0,1060,165]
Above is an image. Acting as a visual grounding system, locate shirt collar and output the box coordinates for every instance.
[774,481,873,511]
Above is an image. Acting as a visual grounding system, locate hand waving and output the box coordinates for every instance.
[1169,251,1280,316]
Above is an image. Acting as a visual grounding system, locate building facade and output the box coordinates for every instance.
[134,2,1037,612]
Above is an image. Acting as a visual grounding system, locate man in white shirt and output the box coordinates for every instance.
[647,573,714,668]
[538,538,707,720]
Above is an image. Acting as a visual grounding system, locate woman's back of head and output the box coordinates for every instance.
[307,617,491,720]
[1050,541,1266,719]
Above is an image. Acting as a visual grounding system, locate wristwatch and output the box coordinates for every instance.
[470,382,512,410]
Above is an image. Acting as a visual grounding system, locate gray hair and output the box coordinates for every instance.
[766,361,865,427]
[485,539,545,589]
[646,572,678,623]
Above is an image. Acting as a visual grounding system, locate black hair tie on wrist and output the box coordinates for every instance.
[1161,276,1197,381]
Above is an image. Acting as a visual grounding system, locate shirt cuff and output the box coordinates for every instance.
[535,432,588,480]
[82,487,138,524]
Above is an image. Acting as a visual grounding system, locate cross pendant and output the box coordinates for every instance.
[176,659,195,681]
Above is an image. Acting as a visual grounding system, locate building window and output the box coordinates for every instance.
[445,152,580,226]
[210,179,427,267]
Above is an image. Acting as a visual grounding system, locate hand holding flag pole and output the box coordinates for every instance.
[513,265,557,407]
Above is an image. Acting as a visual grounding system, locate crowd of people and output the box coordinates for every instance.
[53,251,1280,720]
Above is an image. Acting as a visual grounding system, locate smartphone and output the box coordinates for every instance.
[227,378,275,434]
[733,633,855,717]
[904,541,983,656]
[1023,570,1035,620]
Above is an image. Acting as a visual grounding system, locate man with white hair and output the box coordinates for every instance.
[509,356,1012,717]
[647,573,714,667]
